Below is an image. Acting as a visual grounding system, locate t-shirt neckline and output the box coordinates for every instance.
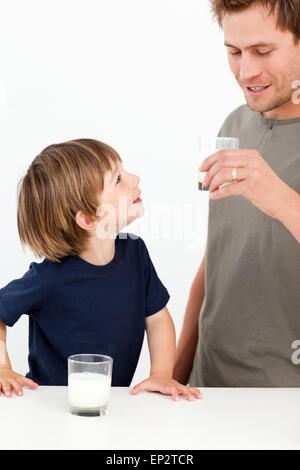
[70,237,121,273]
[259,112,300,126]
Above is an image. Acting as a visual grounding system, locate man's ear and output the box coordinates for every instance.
[75,211,98,231]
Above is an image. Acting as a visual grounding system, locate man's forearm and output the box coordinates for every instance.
[173,254,206,384]
[0,320,12,369]
[277,190,300,244]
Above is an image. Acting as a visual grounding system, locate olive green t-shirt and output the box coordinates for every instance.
[189,104,300,387]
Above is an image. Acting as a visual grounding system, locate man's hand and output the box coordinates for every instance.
[0,366,38,397]
[130,373,202,401]
[200,149,300,221]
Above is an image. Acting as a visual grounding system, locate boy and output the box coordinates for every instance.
[0,138,201,401]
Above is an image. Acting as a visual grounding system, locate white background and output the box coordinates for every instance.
[0,0,243,385]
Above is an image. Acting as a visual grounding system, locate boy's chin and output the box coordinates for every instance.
[127,214,145,227]
[128,204,145,219]
[115,208,145,232]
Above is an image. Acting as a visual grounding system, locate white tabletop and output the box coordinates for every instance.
[0,386,300,450]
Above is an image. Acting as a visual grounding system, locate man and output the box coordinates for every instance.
[173,0,300,387]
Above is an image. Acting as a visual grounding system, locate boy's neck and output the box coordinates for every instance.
[79,236,116,267]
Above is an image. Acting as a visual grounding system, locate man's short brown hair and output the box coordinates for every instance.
[17,138,122,263]
[209,0,300,42]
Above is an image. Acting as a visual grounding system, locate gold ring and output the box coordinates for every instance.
[232,167,237,181]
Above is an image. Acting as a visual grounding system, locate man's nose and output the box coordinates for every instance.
[239,53,262,83]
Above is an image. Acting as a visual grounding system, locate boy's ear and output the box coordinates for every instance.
[75,211,98,232]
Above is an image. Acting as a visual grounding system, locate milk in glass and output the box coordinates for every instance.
[68,372,111,409]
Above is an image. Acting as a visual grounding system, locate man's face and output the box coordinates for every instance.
[223,4,300,116]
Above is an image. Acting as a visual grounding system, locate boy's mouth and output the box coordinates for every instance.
[133,197,142,204]
[133,190,142,204]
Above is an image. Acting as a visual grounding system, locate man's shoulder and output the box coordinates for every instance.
[224,104,250,123]
[219,104,258,137]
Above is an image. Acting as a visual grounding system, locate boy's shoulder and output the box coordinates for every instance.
[29,256,68,272]
[27,256,75,284]
[28,257,52,274]
[117,232,143,244]
[117,232,149,257]
[28,234,149,273]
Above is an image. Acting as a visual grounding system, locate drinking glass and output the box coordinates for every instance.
[198,137,239,190]
[68,354,113,417]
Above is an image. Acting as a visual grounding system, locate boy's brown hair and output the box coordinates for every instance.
[17,138,122,263]
[209,0,300,42]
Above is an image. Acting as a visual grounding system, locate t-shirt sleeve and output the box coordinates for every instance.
[0,262,43,327]
[139,238,170,317]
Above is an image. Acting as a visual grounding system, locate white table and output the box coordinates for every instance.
[0,386,300,450]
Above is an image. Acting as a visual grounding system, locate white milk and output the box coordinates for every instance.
[68,372,111,409]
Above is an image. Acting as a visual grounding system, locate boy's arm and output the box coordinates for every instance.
[130,307,202,401]
[0,320,12,369]
[145,307,176,378]
[173,248,206,384]
[0,319,38,397]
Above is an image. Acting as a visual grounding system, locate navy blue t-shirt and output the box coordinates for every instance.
[0,234,170,386]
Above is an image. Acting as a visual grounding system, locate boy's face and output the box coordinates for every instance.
[223,4,300,116]
[96,162,144,237]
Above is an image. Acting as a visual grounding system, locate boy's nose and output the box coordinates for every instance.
[131,173,140,187]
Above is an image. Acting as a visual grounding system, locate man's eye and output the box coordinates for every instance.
[229,51,241,56]
[256,51,271,56]
[116,175,122,184]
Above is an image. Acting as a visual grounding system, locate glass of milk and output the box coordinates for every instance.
[68,354,113,417]
[198,137,240,190]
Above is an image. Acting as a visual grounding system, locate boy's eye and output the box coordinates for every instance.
[116,175,122,184]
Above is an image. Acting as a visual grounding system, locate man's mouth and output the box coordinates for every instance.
[246,85,271,95]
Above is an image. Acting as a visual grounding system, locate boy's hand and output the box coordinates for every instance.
[130,374,202,401]
[0,366,38,397]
